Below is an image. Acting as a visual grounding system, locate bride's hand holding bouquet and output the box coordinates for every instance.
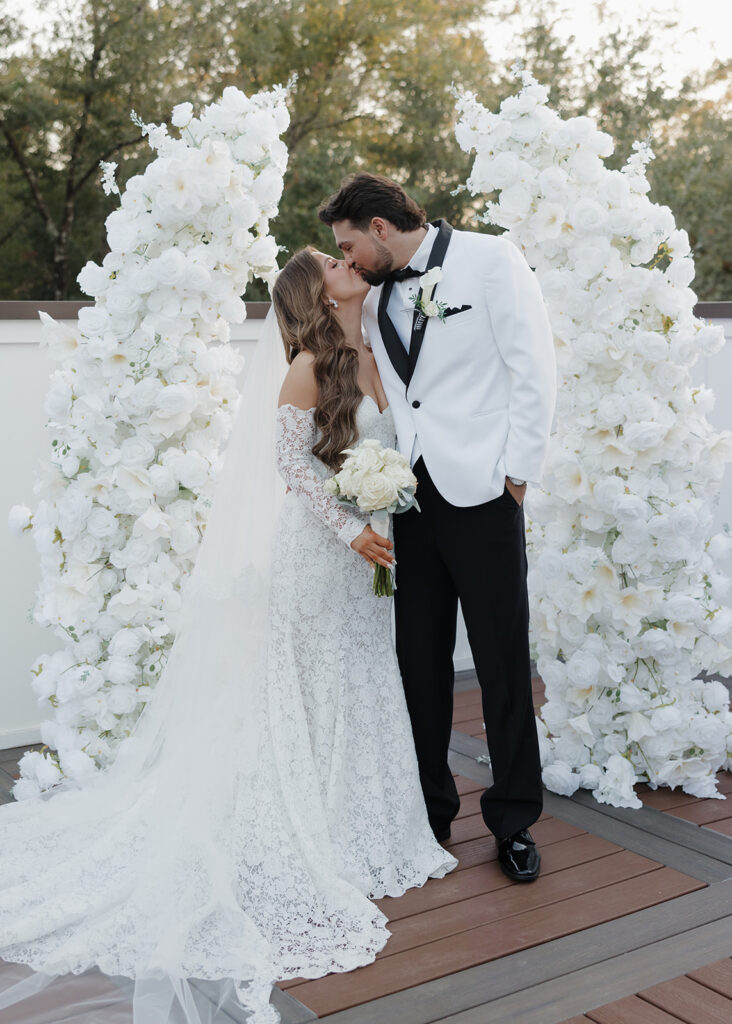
[324,439,419,596]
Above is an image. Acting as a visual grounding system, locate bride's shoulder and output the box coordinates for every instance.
[278,350,318,411]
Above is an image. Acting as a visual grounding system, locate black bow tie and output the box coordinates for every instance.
[385,265,423,284]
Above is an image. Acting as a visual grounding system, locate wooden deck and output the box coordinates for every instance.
[1,669,730,1023]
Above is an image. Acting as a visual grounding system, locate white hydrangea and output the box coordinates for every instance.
[455,66,732,807]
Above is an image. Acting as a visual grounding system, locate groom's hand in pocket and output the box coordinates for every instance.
[351,526,395,569]
[505,477,527,506]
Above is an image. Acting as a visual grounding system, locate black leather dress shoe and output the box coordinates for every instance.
[496,828,541,882]
[433,826,451,843]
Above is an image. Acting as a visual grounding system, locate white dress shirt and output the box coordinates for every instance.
[385,223,438,466]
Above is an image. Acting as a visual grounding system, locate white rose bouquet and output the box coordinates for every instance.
[324,439,419,596]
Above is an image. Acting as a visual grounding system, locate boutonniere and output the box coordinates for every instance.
[410,267,448,323]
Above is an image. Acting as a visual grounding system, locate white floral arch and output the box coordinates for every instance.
[455,64,732,807]
[10,86,289,797]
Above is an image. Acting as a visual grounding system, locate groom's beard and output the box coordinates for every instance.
[357,240,394,286]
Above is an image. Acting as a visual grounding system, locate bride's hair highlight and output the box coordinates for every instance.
[272,248,361,470]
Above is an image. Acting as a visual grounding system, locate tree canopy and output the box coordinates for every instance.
[0,0,729,300]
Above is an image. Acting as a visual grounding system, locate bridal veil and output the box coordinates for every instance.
[0,308,389,1024]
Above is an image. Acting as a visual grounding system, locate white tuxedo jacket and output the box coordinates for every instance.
[362,222,557,507]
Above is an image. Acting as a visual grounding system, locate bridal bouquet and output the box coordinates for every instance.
[324,439,419,596]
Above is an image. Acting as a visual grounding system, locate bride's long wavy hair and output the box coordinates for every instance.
[272,249,361,470]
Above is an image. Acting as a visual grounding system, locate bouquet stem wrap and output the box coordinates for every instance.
[369,509,394,597]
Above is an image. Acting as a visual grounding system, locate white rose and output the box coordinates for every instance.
[252,165,284,209]
[170,521,199,554]
[542,762,579,796]
[108,627,145,658]
[422,300,439,318]
[103,657,139,686]
[60,749,98,784]
[106,683,140,715]
[569,197,607,234]
[77,304,110,337]
[148,383,198,438]
[18,750,62,790]
[86,506,119,539]
[356,472,400,512]
[119,436,156,467]
[149,248,189,288]
[77,261,113,298]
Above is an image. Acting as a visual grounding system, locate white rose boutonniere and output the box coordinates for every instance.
[410,266,447,322]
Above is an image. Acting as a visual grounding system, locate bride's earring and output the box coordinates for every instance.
[328,298,339,309]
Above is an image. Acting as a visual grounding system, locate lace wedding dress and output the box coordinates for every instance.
[0,391,457,1024]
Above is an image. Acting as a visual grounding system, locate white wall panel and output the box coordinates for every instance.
[2,312,729,748]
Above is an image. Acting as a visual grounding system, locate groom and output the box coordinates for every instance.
[319,174,556,882]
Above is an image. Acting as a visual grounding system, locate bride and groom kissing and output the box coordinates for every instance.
[0,171,557,1020]
[307,171,557,879]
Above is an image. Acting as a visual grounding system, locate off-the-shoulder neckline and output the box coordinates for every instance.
[277,395,390,416]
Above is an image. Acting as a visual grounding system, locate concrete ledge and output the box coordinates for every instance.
[0,300,271,320]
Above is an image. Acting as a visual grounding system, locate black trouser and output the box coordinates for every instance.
[393,457,542,840]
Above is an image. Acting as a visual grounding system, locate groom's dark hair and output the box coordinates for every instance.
[318,173,426,232]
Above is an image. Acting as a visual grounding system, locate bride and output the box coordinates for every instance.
[0,247,457,1024]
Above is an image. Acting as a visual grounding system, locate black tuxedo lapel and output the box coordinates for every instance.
[407,219,453,385]
[377,280,410,385]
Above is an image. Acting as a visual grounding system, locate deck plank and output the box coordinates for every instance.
[664,801,732,827]
[294,868,703,1017]
[639,975,732,1023]
[686,958,732,998]
[585,995,684,1023]
[705,819,732,837]
[375,851,659,959]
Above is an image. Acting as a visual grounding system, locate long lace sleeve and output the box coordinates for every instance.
[275,404,366,549]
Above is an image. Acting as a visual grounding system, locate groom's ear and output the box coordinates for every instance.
[369,217,389,239]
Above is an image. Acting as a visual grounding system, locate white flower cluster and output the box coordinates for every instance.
[456,64,732,807]
[324,439,418,513]
[9,85,290,798]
